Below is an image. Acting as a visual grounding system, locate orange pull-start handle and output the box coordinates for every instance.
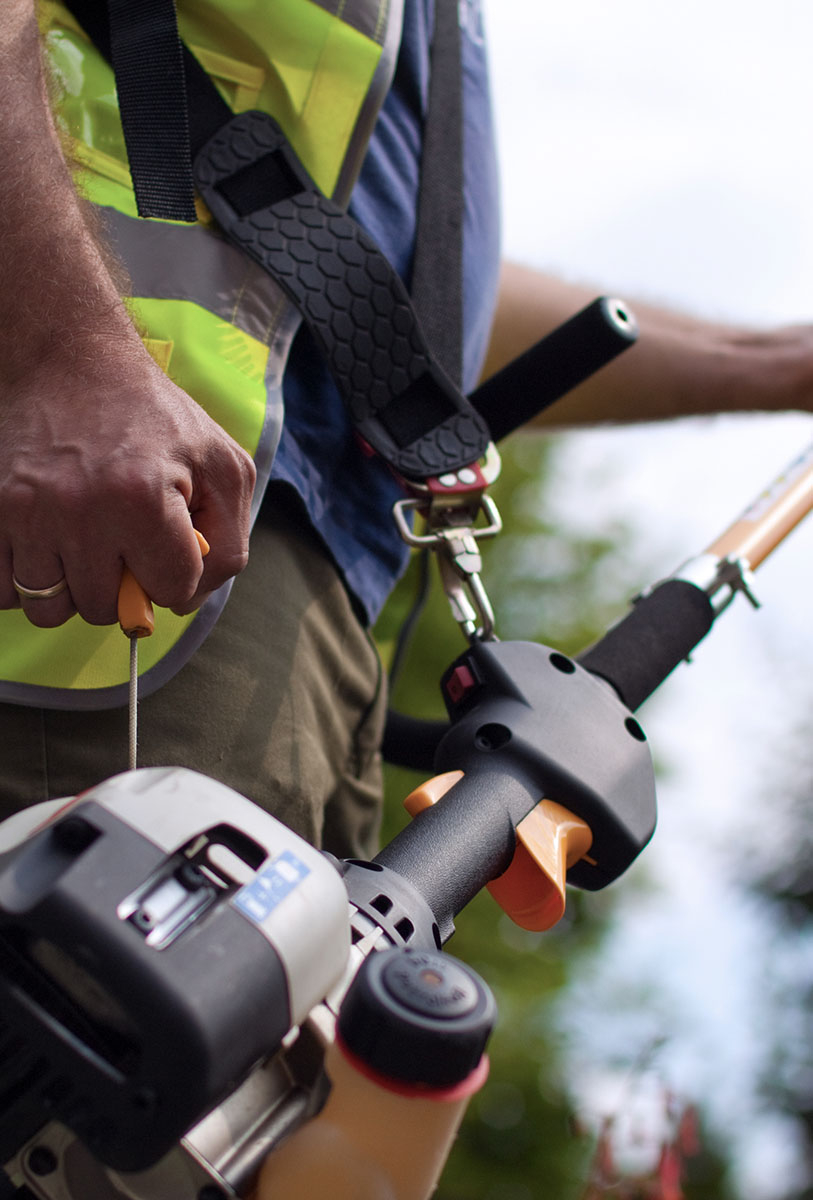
[118,529,209,638]
[403,773,593,933]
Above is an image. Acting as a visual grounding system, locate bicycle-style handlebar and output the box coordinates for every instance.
[2,310,813,1200]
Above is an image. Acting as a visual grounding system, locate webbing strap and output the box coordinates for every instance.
[411,0,464,388]
[66,0,232,174]
[108,0,196,221]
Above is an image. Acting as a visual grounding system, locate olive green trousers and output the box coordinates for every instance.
[0,492,387,860]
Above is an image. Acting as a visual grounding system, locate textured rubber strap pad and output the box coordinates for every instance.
[194,111,491,480]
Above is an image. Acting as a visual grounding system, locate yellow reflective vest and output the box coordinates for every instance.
[1,0,402,708]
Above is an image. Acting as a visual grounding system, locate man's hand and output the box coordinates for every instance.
[0,343,256,628]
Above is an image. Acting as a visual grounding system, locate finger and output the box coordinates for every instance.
[117,528,210,630]
[61,494,205,623]
[138,427,254,612]
[180,438,255,608]
[172,501,250,615]
[122,515,207,612]
[11,552,76,628]
[170,588,217,619]
[0,543,19,610]
[55,535,131,627]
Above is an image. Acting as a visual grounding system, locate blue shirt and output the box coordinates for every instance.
[268,0,501,623]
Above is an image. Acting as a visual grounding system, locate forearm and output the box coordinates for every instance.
[482,262,813,428]
[0,0,139,385]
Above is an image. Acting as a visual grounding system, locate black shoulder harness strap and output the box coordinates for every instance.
[410,0,464,389]
[62,0,491,482]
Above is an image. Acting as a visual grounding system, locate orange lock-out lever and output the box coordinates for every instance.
[403,773,594,932]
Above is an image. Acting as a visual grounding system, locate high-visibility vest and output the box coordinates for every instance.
[1,0,402,708]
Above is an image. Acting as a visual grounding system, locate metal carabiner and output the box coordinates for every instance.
[437,550,496,641]
[392,494,502,642]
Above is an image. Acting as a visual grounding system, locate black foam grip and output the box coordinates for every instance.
[469,297,638,440]
[375,769,533,941]
[194,111,491,479]
[577,579,716,711]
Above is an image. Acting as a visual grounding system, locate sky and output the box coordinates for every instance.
[483,1,813,1195]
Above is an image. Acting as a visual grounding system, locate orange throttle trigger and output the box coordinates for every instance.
[117,529,210,637]
[487,800,593,932]
[402,774,593,933]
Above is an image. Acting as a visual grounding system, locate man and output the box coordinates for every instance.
[1,0,811,859]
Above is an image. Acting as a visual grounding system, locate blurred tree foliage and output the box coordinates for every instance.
[743,726,813,1200]
[373,433,730,1198]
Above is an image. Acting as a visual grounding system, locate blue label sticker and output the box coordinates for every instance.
[233,850,311,924]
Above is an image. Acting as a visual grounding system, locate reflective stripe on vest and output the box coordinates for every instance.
[0,0,403,708]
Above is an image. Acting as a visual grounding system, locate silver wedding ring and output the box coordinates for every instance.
[12,574,69,600]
